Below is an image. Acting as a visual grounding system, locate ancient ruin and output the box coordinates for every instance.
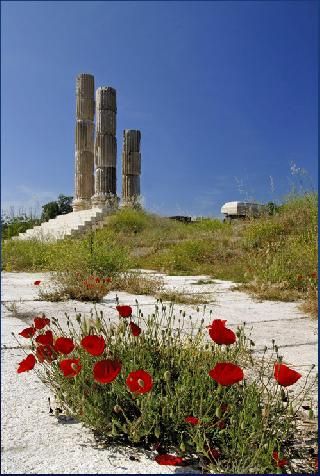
[73,74,141,212]
[122,130,142,207]
[91,87,118,208]
[73,74,95,211]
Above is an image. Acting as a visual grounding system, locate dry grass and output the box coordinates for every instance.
[110,272,164,296]
[156,289,213,305]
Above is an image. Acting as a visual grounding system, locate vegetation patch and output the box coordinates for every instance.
[15,305,317,474]
[2,193,317,316]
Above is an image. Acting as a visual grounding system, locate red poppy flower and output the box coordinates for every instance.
[274,363,301,387]
[36,345,56,363]
[103,277,112,283]
[81,335,106,356]
[116,305,132,318]
[208,448,221,460]
[207,319,236,345]
[297,275,303,280]
[59,358,82,377]
[129,321,141,337]
[209,362,244,386]
[34,316,50,329]
[34,280,41,285]
[17,354,36,373]
[54,337,75,355]
[155,454,184,466]
[126,369,153,394]
[19,327,36,338]
[185,416,199,425]
[93,359,122,384]
[273,451,288,467]
[311,272,317,279]
[95,277,100,284]
[35,330,54,347]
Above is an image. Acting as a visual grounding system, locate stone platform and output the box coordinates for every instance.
[12,208,112,242]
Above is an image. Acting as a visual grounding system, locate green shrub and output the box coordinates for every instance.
[16,305,315,473]
[107,208,152,234]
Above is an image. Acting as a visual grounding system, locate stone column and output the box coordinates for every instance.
[122,130,141,207]
[72,73,95,212]
[91,87,118,209]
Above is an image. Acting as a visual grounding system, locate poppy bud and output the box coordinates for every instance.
[154,427,161,438]
[215,407,222,418]
[240,421,245,430]
[180,442,186,452]
[164,371,171,382]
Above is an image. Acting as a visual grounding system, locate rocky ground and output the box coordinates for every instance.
[1,271,318,474]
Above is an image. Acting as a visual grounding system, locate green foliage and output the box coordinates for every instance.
[1,214,41,240]
[2,232,132,275]
[3,193,317,315]
[107,208,152,234]
[29,306,313,474]
[41,194,73,221]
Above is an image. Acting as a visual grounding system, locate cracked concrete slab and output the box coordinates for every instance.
[1,271,318,474]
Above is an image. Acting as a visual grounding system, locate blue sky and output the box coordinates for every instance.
[1,1,318,218]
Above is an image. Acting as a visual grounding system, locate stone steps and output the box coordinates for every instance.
[11,208,112,242]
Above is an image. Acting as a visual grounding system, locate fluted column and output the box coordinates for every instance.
[91,87,118,209]
[72,73,95,211]
[121,130,141,207]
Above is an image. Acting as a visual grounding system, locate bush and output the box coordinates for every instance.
[16,305,315,474]
[1,215,41,240]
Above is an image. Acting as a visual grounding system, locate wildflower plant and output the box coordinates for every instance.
[15,304,316,474]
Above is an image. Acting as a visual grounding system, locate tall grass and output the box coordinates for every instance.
[2,193,317,315]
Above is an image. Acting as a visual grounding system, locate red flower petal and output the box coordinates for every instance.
[129,321,141,337]
[93,359,121,384]
[59,358,82,377]
[208,448,221,460]
[185,416,199,425]
[34,280,41,285]
[273,451,288,467]
[81,335,106,356]
[126,369,153,394]
[274,363,301,387]
[35,330,54,347]
[36,345,56,363]
[155,454,183,466]
[209,362,244,386]
[95,277,100,283]
[207,319,236,345]
[54,337,75,355]
[17,354,36,373]
[116,305,132,318]
[19,327,36,338]
[34,316,50,330]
